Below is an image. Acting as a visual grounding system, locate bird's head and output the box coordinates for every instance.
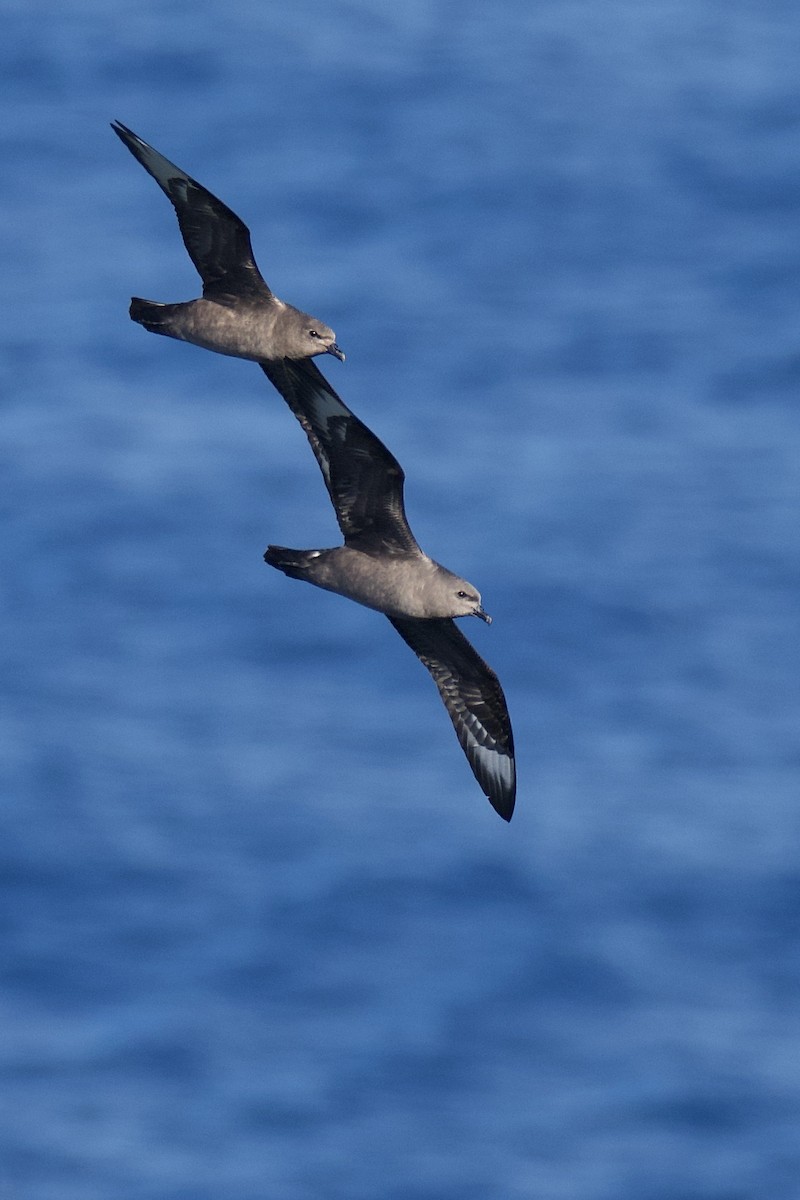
[452,584,492,623]
[284,313,344,362]
[424,566,492,623]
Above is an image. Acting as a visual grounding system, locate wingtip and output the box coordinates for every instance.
[486,765,516,821]
[110,120,143,148]
[491,793,515,822]
[110,119,134,146]
[484,754,516,822]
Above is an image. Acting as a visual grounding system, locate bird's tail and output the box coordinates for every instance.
[264,545,320,581]
[129,297,176,334]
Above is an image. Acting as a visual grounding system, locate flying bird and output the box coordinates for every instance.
[111,121,344,364]
[261,357,516,820]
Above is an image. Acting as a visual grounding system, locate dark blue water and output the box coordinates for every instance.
[2,2,800,1196]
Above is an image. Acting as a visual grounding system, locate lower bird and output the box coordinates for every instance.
[261,357,516,821]
[111,121,344,364]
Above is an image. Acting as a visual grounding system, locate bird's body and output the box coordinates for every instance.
[264,544,485,622]
[128,295,333,363]
[260,358,516,821]
[112,122,344,364]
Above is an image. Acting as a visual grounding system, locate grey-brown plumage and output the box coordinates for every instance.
[261,358,516,821]
[111,121,344,364]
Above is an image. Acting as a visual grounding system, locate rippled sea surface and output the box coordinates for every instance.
[2,2,800,1196]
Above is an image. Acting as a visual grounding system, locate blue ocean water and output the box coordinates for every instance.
[2,1,800,1196]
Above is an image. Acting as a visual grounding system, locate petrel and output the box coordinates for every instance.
[261,358,516,821]
[111,122,344,364]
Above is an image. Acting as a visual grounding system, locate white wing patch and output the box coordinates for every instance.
[306,384,347,444]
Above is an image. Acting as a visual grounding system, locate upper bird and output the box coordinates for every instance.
[111,121,344,364]
[261,357,516,821]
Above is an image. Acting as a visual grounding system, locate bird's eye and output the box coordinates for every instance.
[457,590,470,599]
[308,329,320,339]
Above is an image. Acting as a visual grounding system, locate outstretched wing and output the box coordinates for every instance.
[260,358,419,556]
[389,616,516,821]
[111,121,271,300]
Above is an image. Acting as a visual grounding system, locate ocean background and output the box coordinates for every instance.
[2,1,799,1196]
